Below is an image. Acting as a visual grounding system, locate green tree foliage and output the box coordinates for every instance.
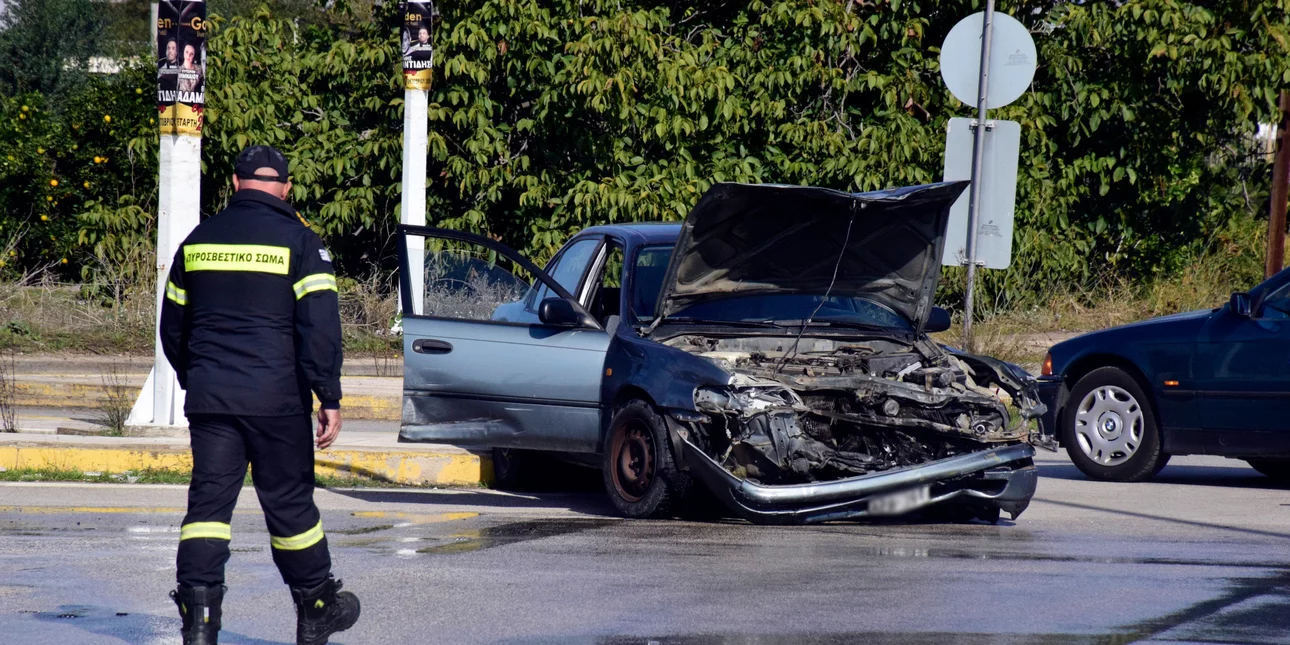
[0,0,101,97]
[1,0,1288,312]
[0,65,157,277]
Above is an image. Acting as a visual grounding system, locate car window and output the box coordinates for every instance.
[1260,283,1290,320]
[418,239,536,322]
[631,245,674,321]
[587,244,624,325]
[527,238,601,310]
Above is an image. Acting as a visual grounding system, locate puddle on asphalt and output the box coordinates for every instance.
[416,518,617,556]
[23,604,189,643]
[331,523,395,535]
[334,518,620,556]
[350,510,479,525]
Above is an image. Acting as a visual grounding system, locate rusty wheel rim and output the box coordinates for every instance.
[610,421,655,503]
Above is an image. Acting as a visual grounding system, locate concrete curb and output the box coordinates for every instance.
[0,441,492,487]
[11,377,401,422]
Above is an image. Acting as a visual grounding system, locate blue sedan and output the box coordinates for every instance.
[1038,269,1290,482]
[396,182,1048,523]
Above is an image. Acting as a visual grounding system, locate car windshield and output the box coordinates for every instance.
[668,294,913,331]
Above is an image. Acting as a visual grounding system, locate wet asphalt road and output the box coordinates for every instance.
[3,451,1290,645]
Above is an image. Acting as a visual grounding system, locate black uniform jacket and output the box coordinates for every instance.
[160,190,343,417]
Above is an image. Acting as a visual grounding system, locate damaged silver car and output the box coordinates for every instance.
[396,181,1052,524]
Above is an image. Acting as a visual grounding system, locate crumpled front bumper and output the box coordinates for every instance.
[679,438,1038,525]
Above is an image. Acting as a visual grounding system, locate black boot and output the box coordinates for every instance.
[170,584,224,645]
[290,576,360,645]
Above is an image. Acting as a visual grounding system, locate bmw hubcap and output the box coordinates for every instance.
[1074,385,1145,466]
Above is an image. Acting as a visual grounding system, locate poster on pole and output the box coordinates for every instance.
[401,2,436,91]
[941,117,1021,270]
[156,0,207,136]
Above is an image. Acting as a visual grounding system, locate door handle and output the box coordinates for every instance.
[412,338,453,354]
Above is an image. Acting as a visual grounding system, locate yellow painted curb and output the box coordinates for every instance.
[329,394,400,422]
[314,449,493,486]
[12,383,400,422]
[0,445,194,473]
[0,445,491,486]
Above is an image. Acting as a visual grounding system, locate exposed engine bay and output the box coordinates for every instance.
[667,334,1048,486]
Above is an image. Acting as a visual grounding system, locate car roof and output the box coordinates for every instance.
[578,222,682,245]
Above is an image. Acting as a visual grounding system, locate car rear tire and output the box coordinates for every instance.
[1061,367,1168,482]
[1245,459,1290,481]
[602,400,690,519]
[491,448,535,491]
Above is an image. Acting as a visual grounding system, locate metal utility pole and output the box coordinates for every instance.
[961,0,995,352]
[1267,90,1290,279]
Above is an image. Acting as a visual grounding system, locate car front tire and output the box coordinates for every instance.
[602,400,689,519]
[1061,367,1168,482]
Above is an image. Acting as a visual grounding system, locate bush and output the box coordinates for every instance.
[0,0,1286,318]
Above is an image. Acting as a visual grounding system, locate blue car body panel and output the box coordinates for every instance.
[400,317,611,452]
[400,223,687,453]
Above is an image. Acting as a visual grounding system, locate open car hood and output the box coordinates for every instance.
[655,181,970,331]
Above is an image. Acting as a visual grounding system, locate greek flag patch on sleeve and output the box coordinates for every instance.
[319,249,332,263]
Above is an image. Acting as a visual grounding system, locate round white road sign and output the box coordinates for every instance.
[939,11,1037,109]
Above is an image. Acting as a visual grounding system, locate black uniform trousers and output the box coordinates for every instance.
[177,414,331,589]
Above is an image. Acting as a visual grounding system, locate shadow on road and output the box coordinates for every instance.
[1037,460,1290,490]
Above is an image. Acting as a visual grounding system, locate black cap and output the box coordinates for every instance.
[234,145,289,183]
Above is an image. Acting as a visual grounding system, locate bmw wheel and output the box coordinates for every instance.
[1061,367,1168,482]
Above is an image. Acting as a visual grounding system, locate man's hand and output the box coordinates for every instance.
[316,408,342,450]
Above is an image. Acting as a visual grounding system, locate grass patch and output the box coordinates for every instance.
[95,361,133,435]
[0,281,153,354]
[0,467,191,484]
[0,277,404,359]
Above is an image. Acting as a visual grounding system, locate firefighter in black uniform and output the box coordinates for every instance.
[160,145,361,645]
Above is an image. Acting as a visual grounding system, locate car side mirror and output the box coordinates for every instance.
[926,306,952,333]
[539,297,584,327]
[1230,292,1252,318]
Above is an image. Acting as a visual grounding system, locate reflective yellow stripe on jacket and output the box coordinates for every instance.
[270,520,324,551]
[184,244,291,275]
[180,521,231,541]
[166,281,187,306]
[292,273,337,300]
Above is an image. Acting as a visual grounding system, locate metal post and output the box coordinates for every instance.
[1267,90,1290,279]
[961,0,995,352]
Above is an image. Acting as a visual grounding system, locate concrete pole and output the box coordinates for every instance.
[400,88,428,315]
[1266,90,1290,279]
[127,135,200,430]
[150,3,159,51]
[961,0,995,353]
